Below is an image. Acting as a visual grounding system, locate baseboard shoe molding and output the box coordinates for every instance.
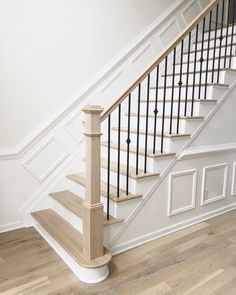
[111,202,236,255]
[0,221,23,234]
[180,143,236,159]
[0,0,193,161]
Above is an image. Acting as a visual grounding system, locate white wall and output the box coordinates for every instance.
[0,0,175,148]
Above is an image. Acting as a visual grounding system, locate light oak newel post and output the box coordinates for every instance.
[82,105,104,261]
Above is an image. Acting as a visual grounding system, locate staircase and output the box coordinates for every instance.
[31,0,236,283]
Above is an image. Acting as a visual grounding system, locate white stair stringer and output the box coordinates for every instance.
[106,78,236,254]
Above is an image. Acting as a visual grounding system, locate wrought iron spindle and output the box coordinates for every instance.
[170,48,176,134]
[126,94,131,195]
[217,0,225,82]
[161,56,168,153]
[184,32,191,116]
[211,3,219,82]
[229,0,236,68]
[136,84,141,175]
[177,40,184,134]
[144,74,150,173]
[153,66,159,154]
[191,24,199,116]
[117,104,121,198]
[107,115,111,220]
[224,0,231,68]
[205,10,213,99]
[198,17,206,99]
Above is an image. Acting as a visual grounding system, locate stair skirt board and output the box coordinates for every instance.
[33,221,109,284]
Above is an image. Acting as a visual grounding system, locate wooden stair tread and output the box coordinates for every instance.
[127,113,204,120]
[151,83,229,90]
[50,190,84,218]
[103,214,123,226]
[50,190,123,226]
[67,173,142,202]
[112,126,191,138]
[101,158,160,179]
[101,141,176,158]
[31,209,111,268]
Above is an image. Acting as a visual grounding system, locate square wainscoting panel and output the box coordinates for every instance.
[201,163,229,206]
[168,169,197,216]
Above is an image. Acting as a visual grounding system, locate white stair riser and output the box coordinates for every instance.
[109,128,188,153]
[173,57,236,74]
[181,45,234,63]
[147,85,227,101]
[101,146,174,174]
[138,101,215,116]
[101,166,158,195]
[50,197,83,233]
[121,116,202,134]
[202,26,236,41]
[194,35,236,51]
[161,70,234,86]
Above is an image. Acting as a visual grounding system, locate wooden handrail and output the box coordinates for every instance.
[101,0,221,122]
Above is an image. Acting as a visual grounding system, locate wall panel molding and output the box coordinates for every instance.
[201,163,229,205]
[22,137,70,183]
[168,169,197,216]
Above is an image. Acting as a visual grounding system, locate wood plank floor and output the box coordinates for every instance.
[1,211,236,294]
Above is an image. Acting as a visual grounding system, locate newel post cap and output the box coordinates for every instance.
[82,105,104,114]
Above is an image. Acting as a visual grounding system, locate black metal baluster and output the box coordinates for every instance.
[217,0,225,82]
[136,84,141,175]
[224,0,231,68]
[229,0,236,68]
[107,115,111,220]
[117,104,121,198]
[144,74,150,173]
[153,66,159,154]
[191,25,199,116]
[211,3,219,82]
[205,10,213,99]
[198,17,206,99]
[184,32,191,116]
[170,48,176,134]
[161,56,168,153]
[126,94,131,195]
[177,40,184,134]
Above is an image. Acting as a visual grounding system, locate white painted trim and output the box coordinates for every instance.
[34,221,109,284]
[22,137,70,183]
[158,18,181,48]
[0,0,192,160]
[180,143,236,159]
[168,169,197,216]
[108,79,236,248]
[111,203,236,255]
[231,161,236,196]
[0,221,23,233]
[201,163,229,206]
[181,0,201,26]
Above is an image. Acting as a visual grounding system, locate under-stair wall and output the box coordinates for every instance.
[109,81,236,254]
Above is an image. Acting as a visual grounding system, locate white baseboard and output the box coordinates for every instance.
[111,203,236,255]
[0,221,23,233]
